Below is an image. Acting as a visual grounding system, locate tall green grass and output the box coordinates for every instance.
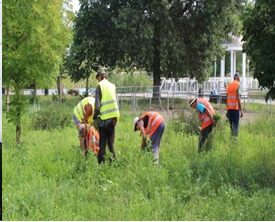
[2,107,275,220]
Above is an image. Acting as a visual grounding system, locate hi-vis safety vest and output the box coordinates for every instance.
[73,97,95,124]
[226,81,239,110]
[87,126,99,155]
[141,111,165,137]
[197,98,214,131]
[98,79,120,120]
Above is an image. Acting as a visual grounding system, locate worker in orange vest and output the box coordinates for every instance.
[78,124,100,156]
[87,126,100,155]
[134,112,165,163]
[226,73,243,138]
[189,96,216,153]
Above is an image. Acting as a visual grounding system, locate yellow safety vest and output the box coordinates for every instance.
[98,79,120,120]
[73,97,95,124]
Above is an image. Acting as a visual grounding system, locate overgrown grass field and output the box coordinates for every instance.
[2,97,275,220]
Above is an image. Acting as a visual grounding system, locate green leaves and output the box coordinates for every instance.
[242,0,275,100]
[71,0,246,85]
[3,0,74,143]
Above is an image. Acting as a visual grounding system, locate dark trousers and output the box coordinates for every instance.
[227,109,240,137]
[98,120,116,164]
[198,124,213,153]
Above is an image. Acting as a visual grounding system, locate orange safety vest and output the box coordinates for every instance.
[226,81,239,110]
[141,111,165,137]
[197,98,215,131]
[87,126,99,155]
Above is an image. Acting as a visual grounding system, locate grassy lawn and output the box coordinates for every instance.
[2,96,275,220]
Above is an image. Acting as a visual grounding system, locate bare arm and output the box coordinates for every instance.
[204,107,216,126]
[237,96,243,118]
[138,120,147,148]
[83,104,93,124]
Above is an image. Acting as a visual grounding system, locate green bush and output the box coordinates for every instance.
[172,110,200,135]
[32,105,72,130]
[213,112,221,122]
[28,91,39,104]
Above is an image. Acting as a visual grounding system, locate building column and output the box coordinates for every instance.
[230,50,234,82]
[233,51,237,74]
[220,57,225,89]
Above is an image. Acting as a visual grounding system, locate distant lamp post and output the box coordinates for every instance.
[214,58,217,79]
[85,59,89,96]
[247,59,250,78]
[214,58,217,90]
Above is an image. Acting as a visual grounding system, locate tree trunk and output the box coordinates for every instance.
[86,76,89,96]
[15,89,21,145]
[57,74,62,106]
[153,20,161,98]
[6,86,10,111]
[34,81,37,97]
[16,124,21,145]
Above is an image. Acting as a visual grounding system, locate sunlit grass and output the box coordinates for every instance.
[2,107,275,220]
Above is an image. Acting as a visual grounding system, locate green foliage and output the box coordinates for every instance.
[28,91,39,105]
[32,106,72,130]
[2,0,74,143]
[51,92,67,104]
[6,93,28,125]
[72,0,246,86]
[106,71,153,87]
[242,0,275,100]
[172,110,201,135]
[213,112,222,122]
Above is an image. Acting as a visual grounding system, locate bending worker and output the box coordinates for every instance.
[134,111,165,163]
[226,72,243,138]
[93,71,120,164]
[73,96,95,154]
[189,96,216,153]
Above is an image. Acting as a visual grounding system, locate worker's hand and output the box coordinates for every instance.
[240,110,243,118]
[213,120,216,127]
[141,142,145,148]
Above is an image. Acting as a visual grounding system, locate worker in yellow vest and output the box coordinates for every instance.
[73,97,95,155]
[134,111,165,163]
[189,96,216,153]
[93,71,120,164]
[226,73,243,138]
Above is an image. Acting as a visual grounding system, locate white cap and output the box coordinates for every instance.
[134,117,139,131]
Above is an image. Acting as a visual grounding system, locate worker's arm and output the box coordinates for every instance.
[82,104,93,124]
[237,96,243,118]
[204,107,216,126]
[237,85,243,117]
[93,85,102,120]
[138,120,147,148]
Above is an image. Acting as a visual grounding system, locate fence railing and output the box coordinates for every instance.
[115,86,275,120]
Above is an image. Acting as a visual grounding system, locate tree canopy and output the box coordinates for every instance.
[2,0,74,143]
[242,0,275,100]
[70,0,246,86]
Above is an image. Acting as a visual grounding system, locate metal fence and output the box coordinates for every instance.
[4,85,274,121]
[114,86,275,120]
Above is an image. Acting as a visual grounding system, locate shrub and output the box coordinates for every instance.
[172,110,200,135]
[28,91,39,104]
[213,112,221,122]
[32,105,72,130]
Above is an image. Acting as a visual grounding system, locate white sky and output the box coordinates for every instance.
[72,0,80,13]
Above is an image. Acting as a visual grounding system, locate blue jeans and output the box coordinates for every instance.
[150,122,165,161]
[227,109,240,137]
[199,124,213,153]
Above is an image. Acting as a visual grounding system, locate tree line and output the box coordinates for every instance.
[2,0,275,143]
